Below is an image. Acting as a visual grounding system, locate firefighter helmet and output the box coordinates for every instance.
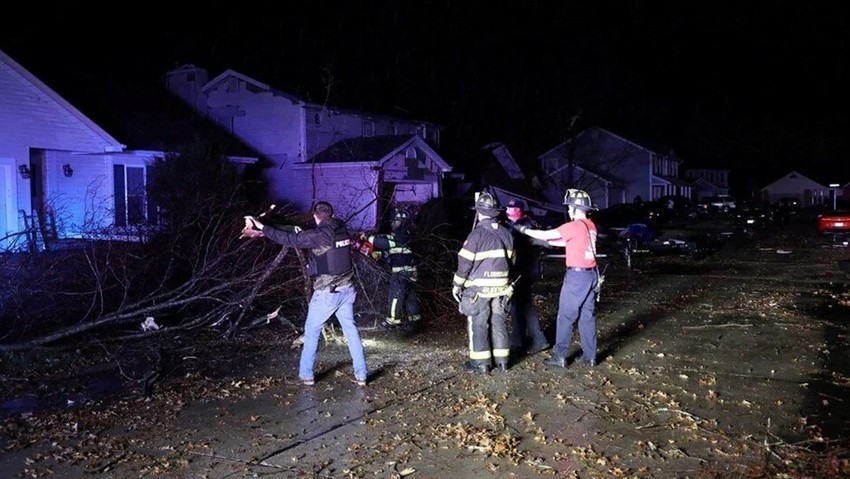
[563,189,597,210]
[391,209,411,232]
[473,192,502,217]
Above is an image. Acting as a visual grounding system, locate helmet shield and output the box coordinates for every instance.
[473,192,502,217]
[563,189,597,211]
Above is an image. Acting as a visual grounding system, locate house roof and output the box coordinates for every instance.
[0,48,124,152]
[202,69,304,104]
[308,135,419,164]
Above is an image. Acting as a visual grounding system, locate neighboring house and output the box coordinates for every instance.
[537,126,693,209]
[1,50,259,252]
[164,65,450,228]
[760,171,832,205]
[0,49,151,251]
[301,135,452,230]
[685,168,731,201]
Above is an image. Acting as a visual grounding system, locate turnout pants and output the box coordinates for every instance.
[462,293,510,363]
[387,274,421,324]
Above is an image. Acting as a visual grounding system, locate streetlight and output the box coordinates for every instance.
[829,183,839,210]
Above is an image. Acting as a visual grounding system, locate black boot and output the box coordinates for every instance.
[463,360,491,373]
[543,355,567,368]
[494,360,509,371]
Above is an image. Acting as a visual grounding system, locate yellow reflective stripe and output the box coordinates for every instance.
[469,349,492,360]
[474,249,510,259]
[453,274,467,285]
[389,247,409,254]
[458,248,476,260]
[392,266,416,273]
[477,289,511,298]
[464,277,510,287]
[493,348,510,358]
[390,298,399,319]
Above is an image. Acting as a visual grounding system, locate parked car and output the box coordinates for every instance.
[698,195,737,213]
[589,203,660,237]
[818,209,850,234]
[654,195,699,222]
[735,201,775,236]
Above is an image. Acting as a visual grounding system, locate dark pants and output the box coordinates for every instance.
[554,269,598,361]
[463,294,510,363]
[510,278,548,349]
[387,274,420,324]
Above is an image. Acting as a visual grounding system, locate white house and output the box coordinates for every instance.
[0,49,158,251]
[538,126,692,209]
[760,171,830,205]
[164,65,451,229]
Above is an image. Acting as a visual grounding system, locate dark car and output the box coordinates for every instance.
[589,203,660,236]
[654,195,700,222]
[735,201,775,235]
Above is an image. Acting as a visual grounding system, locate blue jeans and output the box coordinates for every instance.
[554,270,598,361]
[299,286,368,381]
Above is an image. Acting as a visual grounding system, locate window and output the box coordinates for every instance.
[388,122,398,135]
[113,165,148,226]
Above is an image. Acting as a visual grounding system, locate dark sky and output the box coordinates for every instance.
[3,1,848,193]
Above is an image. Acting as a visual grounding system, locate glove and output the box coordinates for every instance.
[510,222,527,234]
[371,251,383,260]
[452,285,463,303]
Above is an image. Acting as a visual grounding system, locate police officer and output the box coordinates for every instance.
[369,208,421,327]
[243,201,368,386]
[505,200,550,356]
[516,189,599,368]
[452,192,515,373]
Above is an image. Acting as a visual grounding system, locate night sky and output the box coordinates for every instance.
[3,1,848,195]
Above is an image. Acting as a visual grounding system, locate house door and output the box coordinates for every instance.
[0,160,14,248]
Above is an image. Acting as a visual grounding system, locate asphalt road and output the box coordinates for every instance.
[2,222,849,478]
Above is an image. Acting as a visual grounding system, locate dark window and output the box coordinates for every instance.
[113,165,147,226]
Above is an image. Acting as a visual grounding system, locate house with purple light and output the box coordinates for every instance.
[165,65,452,230]
[537,126,692,209]
[0,49,159,251]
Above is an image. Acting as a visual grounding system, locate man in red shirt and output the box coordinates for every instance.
[515,189,600,368]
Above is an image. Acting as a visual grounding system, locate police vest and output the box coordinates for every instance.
[310,228,353,277]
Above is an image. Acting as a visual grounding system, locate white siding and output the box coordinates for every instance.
[0,49,124,248]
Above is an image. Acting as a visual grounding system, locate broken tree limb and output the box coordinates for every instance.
[226,246,290,338]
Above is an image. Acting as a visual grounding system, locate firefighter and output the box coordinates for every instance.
[452,192,515,373]
[368,208,421,327]
[516,189,600,368]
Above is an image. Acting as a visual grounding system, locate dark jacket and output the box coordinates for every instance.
[453,217,515,298]
[509,216,546,281]
[369,230,417,278]
[262,217,354,291]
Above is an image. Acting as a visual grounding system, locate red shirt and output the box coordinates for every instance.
[555,219,598,268]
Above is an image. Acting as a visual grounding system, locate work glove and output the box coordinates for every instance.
[452,285,463,303]
[371,251,383,260]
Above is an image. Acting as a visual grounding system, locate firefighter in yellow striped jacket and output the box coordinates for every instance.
[369,209,421,327]
[452,192,515,373]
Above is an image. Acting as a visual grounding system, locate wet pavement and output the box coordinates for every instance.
[1,223,849,478]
